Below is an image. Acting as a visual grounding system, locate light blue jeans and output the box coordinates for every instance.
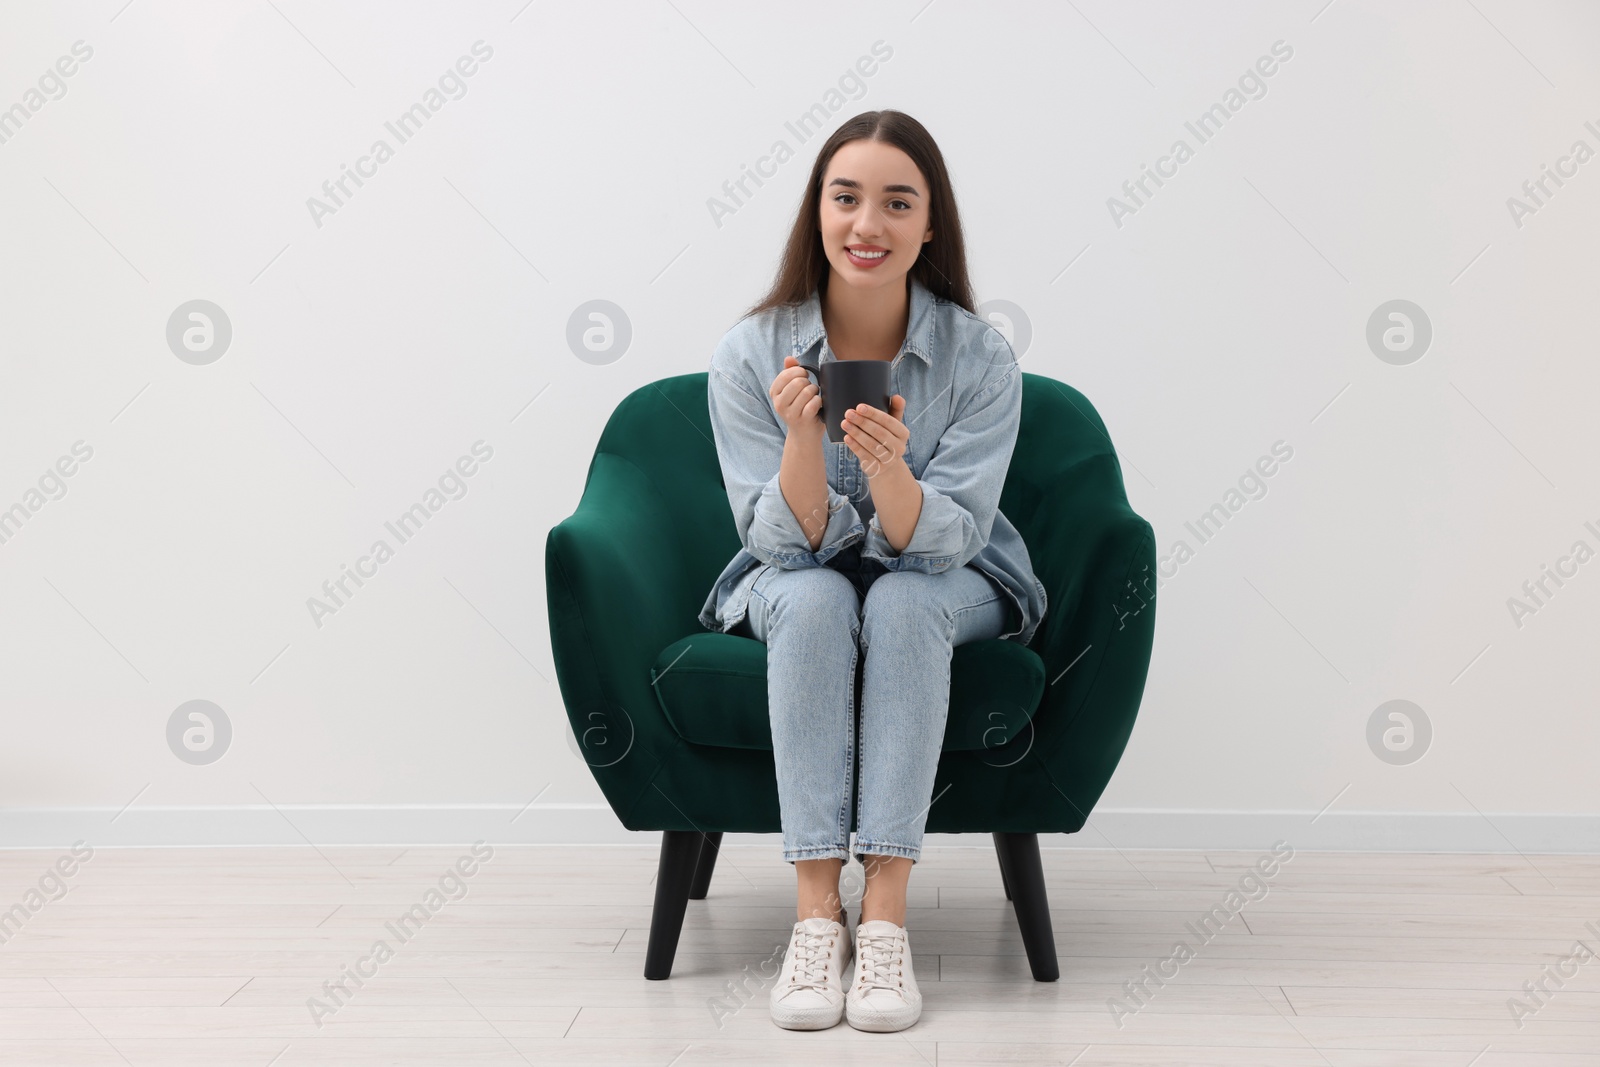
[732,545,1011,867]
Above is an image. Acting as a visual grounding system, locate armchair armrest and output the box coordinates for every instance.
[1023,452,1157,816]
[545,452,703,825]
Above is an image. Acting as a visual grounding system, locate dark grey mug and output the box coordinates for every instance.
[798,358,892,444]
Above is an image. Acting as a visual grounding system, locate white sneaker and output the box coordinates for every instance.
[846,919,922,1032]
[769,911,853,1030]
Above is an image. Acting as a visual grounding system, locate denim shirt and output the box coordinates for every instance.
[698,273,1048,647]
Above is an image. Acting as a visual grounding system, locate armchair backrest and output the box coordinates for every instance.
[591,374,743,613]
[999,373,1128,559]
[588,371,1135,632]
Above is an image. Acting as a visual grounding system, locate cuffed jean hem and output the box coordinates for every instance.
[784,845,851,864]
[852,841,922,866]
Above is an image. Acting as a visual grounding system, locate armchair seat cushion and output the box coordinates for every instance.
[650,632,1047,753]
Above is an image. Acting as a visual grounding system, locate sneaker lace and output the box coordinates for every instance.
[786,925,837,992]
[854,930,905,993]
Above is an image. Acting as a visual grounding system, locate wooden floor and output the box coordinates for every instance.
[0,844,1596,1065]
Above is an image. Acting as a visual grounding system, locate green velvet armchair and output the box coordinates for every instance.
[545,371,1156,980]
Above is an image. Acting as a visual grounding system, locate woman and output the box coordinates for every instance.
[698,110,1048,1033]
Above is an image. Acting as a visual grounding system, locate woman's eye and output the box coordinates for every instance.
[834,194,911,210]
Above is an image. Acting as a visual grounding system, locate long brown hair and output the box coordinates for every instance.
[739,110,976,323]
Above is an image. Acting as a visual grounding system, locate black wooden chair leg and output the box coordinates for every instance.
[688,831,723,900]
[645,830,705,980]
[993,832,1059,981]
[991,830,1014,900]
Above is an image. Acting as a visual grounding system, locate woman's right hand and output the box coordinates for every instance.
[770,356,823,438]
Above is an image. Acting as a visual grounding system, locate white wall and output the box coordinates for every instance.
[3,1,1596,851]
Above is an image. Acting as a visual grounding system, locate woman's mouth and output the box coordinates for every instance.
[846,248,890,268]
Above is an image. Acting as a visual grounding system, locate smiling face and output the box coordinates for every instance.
[818,139,934,293]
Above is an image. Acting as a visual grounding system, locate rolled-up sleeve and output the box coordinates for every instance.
[708,355,864,569]
[861,330,1021,574]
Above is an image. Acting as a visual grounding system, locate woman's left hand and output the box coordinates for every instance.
[842,395,910,480]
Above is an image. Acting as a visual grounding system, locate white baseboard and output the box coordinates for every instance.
[2,806,1597,852]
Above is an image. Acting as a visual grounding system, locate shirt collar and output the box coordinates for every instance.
[792,272,936,366]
